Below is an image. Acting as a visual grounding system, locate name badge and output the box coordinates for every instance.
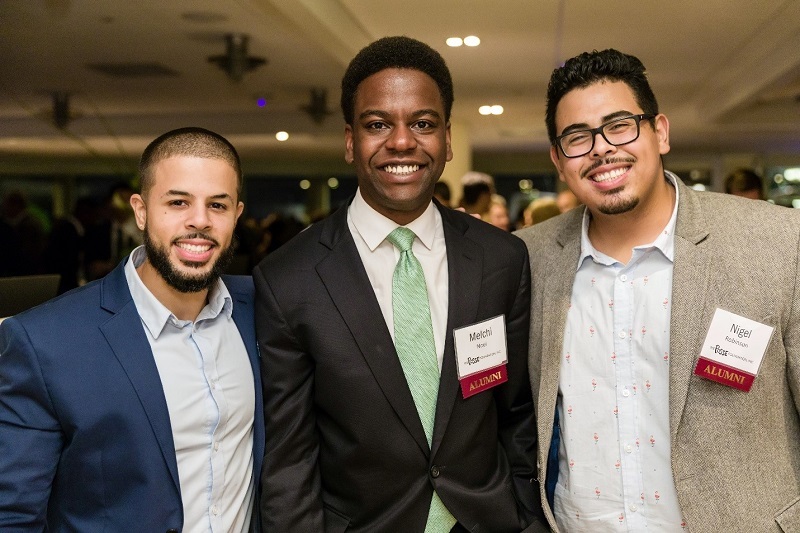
[693,308,774,391]
[453,314,508,398]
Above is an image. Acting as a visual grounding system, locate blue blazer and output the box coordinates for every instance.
[0,260,264,532]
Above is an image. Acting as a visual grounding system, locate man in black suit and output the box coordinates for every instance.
[255,36,545,532]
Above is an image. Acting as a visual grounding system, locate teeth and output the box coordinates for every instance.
[384,164,419,175]
[178,243,211,253]
[592,167,627,182]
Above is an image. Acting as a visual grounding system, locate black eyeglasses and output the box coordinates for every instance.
[555,114,656,158]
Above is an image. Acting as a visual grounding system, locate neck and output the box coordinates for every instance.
[136,261,209,321]
[587,179,675,264]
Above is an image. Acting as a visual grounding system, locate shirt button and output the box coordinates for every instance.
[213,442,220,452]
[629,504,638,512]
[624,444,633,453]
[210,505,219,516]
[620,274,628,282]
[430,466,440,478]
[618,330,626,339]
[622,389,630,397]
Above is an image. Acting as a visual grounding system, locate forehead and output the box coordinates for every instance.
[555,80,640,130]
[149,156,238,196]
[354,68,444,113]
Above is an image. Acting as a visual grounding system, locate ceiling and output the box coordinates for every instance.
[1,0,799,174]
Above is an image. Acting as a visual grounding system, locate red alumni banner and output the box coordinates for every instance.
[460,364,508,398]
[693,357,755,392]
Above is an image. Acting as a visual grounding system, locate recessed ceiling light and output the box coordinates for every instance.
[328,177,339,189]
[299,179,311,190]
[479,105,503,116]
[446,37,463,47]
[463,35,480,47]
[276,131,289,141]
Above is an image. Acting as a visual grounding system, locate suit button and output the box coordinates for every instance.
[431,465,440,478]
[166,529,179,533]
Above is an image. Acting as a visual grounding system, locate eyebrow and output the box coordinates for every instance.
[162,190,234,202]
[559,110,638,135]
[358,108,442,121]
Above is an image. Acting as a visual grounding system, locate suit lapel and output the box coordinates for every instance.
[98,264,181,492]
[315,207,431,455]
[431,207,483,455]
[668,182,711,440]
[538,213,582,467]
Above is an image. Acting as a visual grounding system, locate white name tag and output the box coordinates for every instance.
[453,315,508,398]
[693,308,774,391]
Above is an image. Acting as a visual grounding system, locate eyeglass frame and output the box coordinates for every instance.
[554,113,657,158]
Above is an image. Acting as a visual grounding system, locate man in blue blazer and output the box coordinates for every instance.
[0,127,264,532]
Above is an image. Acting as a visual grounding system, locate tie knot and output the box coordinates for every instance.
[387,227,416,252]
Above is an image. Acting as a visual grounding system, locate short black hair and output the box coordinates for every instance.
[139,127,242,198]
[461,181,492,206]
[341,36,454,125]
[545,49,659,144]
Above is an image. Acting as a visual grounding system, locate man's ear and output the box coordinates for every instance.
[130,194,146,230]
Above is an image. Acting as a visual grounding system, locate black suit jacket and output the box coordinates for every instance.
[254,202,545,532]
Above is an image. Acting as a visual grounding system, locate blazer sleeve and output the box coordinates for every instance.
[0,318,63,529]
[492,243,546,527]
[254,266,324,531]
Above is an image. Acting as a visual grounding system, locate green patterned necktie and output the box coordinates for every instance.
[386,227,457,533]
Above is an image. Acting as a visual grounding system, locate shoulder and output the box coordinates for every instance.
[515,208,581,247]
[686,188,800,238]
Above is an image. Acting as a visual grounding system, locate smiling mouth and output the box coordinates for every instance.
[383,164,420,175]
[177,242,212,254]
[591,167,628,183]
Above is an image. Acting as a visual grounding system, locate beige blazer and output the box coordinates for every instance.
[516,178,800,532]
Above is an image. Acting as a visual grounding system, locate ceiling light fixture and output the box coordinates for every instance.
[208,33,267,82]
[463,35,480,47]
[479,105,504,116]
[276,131,289,141]
[446,37,463,47]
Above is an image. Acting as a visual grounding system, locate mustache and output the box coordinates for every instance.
[170,232,219,247]
[581,157,636,179]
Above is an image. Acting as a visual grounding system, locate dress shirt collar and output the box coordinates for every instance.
[577,170,680,269]
[124,245,233,339]
[349,188,438,251]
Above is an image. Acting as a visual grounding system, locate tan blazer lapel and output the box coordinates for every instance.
[668,181,712,440]
[535,213,582,487]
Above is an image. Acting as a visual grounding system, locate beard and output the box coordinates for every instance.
[598,187,639,215]
[143,228,237,293]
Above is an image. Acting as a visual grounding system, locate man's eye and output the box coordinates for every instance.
[414,120,432,129]
[367,122,388,130]
[565,132,590,146]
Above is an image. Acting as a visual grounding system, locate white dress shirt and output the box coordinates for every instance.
[347,189,449,370]
[125,246,255,533]
[555,172,687,532]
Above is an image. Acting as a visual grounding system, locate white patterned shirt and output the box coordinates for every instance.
[554,172,688,532]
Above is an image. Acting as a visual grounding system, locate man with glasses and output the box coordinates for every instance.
[516,49,800,532]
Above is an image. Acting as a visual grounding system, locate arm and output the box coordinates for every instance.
[494,242,548,529]
[254,266,324,531]
[0,318,63,530]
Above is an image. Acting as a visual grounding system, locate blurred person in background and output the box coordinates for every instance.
[725,167,765,200]
[459,171,494,216]
[483,193,510,231]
